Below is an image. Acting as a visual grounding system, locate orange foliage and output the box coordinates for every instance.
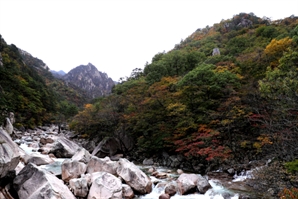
[279,187,298,199]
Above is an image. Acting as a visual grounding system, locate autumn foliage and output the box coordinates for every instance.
[175,125,231,161]
[67,14,298,183]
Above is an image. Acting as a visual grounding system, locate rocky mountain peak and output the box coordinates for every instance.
[63,63,114,99]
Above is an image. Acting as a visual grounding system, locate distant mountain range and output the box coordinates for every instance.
[50,70,66,78]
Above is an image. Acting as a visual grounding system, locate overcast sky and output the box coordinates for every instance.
[1,0,297,81]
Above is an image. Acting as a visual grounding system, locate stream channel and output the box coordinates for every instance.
[18,138,258,199]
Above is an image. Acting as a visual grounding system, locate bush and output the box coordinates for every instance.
[285,159,298,173]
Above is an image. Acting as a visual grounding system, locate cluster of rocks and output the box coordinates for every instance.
[0,123,217,199]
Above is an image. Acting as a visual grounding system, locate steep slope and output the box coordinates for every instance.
[63,63,115,98]
[0,35,57,127]
[18,47,88,108]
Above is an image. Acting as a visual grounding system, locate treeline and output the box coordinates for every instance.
[70,13,298,168]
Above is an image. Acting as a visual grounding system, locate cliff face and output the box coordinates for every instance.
[63,63,115,98]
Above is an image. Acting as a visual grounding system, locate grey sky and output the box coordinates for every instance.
[0,0,297,81]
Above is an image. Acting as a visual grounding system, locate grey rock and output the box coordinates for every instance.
[87,156,117,175]
[61,159,87,182]
[4,118,13,135]
[87,172,122,199]
[0,128,20,178]
[143,158,154,165]
[176,173,199,195]
[122,184,135,199]
[49,136,80,158]
[212,48,220,56]
[71,147,92,164]
[165,181,177,196]
[69,177,89,198]
[92,137,120,158]
[197,175,211,194]
[117,158,152,194]
[13,163,76,199]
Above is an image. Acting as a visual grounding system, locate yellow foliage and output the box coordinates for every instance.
[253,142,262,153]
[240,140,249,148]
[257,134,273,145]
[265,37,293,57]
[84,104,93,109]
[166,103,186,116]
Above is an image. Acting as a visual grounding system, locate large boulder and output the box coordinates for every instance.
[87,156,117,175]
[176,173,199,195]
[165,181,178,196]
[13,163,76,199]
[49,136,80,158]
[116,158,152,194]
[87,172,122,199]
[61,159,87,182]
[71,147,92,164]
[69,177,89,198]
[92,137,120,158]
[197,175,211,194]
[0,128,20,179]
[122,184,135,199]
[24,153,54,166]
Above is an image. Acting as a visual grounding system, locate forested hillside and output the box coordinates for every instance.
[70,13,298,173]
[0,35,86,128]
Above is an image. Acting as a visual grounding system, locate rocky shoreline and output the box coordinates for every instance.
[0,123,259,199]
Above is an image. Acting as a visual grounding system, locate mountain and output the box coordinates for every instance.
[50,70,66,78]
[63,63,115,99]
[18,48,49,71]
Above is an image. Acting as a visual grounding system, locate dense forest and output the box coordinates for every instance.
[1,13,298,197]
[71,13,298,161]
